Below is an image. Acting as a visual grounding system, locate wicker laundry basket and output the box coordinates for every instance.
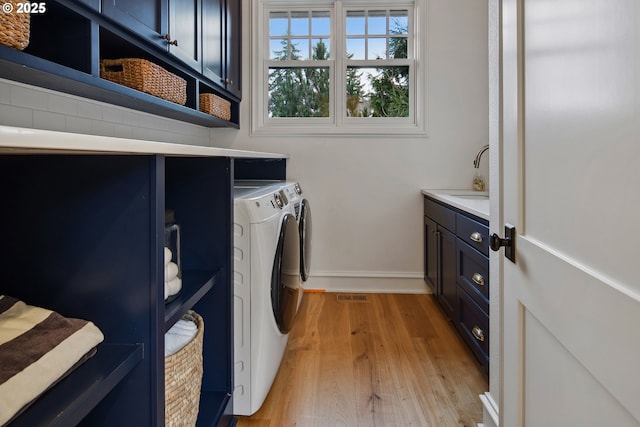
[165,310,204,427]
[0,1,30,50]
[100,58,187,105]
[199,93,231,121]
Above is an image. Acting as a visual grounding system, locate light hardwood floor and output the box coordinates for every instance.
[235,292,488,427]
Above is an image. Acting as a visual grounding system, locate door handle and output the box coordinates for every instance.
[489,225,516,263]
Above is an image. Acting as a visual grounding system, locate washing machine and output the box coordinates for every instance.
[232,184,301,416]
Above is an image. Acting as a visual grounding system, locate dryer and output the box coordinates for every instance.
[233,185,301,416]
[237,180,313,284]
[280,182,312,283]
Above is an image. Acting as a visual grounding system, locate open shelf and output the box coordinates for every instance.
[0,48,236,128]
[165,269,219,330]
[196,391,233,427]
[8,344,143,427]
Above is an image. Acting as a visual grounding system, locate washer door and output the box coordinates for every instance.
[271,213,301,334]
[299,199,312,282]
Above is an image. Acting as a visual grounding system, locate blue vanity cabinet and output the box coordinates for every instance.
[0,153,240,426]
[423,195,490,375]
[423,198,458,321]
[455,211,490,375]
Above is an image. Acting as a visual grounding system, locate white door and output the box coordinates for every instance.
[500,0,640,425]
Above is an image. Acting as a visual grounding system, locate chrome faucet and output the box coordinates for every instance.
[473,144,489,168]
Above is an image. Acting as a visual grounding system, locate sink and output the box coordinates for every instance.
[421,190,490,220]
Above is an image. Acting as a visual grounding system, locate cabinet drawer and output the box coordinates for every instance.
[424,197,456,232]
[457,240,489,312]
[457,286,489,373]
[456,214,489,256]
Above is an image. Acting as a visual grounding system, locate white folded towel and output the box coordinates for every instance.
[165,261,179,282]
[165,318,198,357]
[165,276,182,298]
[164,247,172,266]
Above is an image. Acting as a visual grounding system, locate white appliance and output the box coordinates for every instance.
[236,180,312,283]
[279,182,312,283]
[233,184,301,416]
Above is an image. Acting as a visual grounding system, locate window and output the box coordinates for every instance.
[252,0,426,136]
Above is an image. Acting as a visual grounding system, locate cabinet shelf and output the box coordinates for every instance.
[8,344,144,427]
[0,48,237,128]
[196,391,233,427]
[165,269,220,330]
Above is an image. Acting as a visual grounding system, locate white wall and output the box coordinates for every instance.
[210,0,489,293]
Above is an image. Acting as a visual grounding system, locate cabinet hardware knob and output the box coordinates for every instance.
[472,273,485,287]
[472,326,485,342]
[470,232,483,243]
[224,78,234,85]
[162,34,179,46]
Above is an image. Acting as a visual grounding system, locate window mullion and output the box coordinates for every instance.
[335,1,344,126]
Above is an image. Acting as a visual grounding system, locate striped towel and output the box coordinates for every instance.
[0,295,104,426]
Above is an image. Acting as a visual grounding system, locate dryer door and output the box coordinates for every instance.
[299,199,312,282]
[271,213,301,334]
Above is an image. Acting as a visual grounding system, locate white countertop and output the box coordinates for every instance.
[0,125,287,159]
[422,189,489,221]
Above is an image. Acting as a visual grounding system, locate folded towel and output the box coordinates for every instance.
[164,247,172,266]
[165,318,197,357]
[165,277,182,299]
[164,261,179,283]
[168,320,197,334]
[0,295,104,426]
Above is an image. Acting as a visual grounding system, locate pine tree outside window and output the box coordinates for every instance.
[252,0,426,136]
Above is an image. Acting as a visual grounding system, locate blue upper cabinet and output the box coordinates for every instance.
[0,0,240,126]
[202,0,241,99]
[168,0,202,72]
[102,0,169,50]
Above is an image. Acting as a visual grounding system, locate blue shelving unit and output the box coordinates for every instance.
[0,153,235,426]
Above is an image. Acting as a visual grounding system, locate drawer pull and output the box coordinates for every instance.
[472,273,485,287]
[470,232,483,243]
[472,326,485,342]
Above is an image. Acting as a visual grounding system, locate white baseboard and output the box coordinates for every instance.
[480,392,499,427]
[303,271,430,294]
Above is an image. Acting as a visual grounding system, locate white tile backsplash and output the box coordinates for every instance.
[0,81,11,104]
[33,110,67,132]
[75,100,103,120]
[49,95,79,116]
[0,104,34,128]
[0,78,211,146]
[11,85,48,110]
[65,116,94,134]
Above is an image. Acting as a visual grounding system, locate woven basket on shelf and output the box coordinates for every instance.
[199,93,231,121]
[100,58,187,105]
[165,310,204,427]
[0,1,30,50]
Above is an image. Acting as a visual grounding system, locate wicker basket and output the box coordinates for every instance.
[100,58,187,105]
[199,93,231,121]
[0,1,30,50]
[165,311,204,427]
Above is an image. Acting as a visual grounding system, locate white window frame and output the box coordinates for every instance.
[251,0,428,137]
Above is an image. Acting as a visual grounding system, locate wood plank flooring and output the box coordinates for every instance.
[235,293,488,427]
